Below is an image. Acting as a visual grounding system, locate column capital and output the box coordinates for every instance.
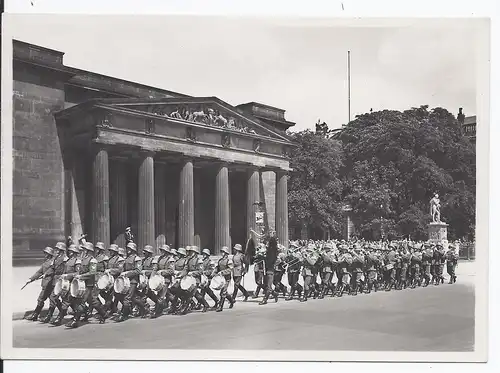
[138,149,156,158]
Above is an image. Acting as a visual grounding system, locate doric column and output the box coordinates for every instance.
[91,146,110,247]
[215,163,231,254]
[275,170,289,249]
[110,160,128,248]
[178,159,194,247]
[155,162,167,252]
[246,167,261,240]
[138,151,155,253]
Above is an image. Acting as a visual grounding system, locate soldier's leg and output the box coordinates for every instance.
[51,293,71,326]
[253,271,263,298]
[42,289,61,323]
[232,276,242,300]
[27,285,52,321]
[301,275,311,302]
[217,281,229,312]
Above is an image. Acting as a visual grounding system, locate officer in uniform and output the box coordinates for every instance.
[115,242,147,322]
[285,243,303,301]
[231,244,249,302]
[215,246,235,312]
[25,247,55,321]
[446,244,458,284]
[50,244,81,326]
[434,243,446,285]
[66,242,107,328]
[199,248,219,308]
[184,246,210,313]
[42,242,68,323]
[151,245,177,317]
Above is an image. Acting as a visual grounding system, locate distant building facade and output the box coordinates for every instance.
[12,40,296,265]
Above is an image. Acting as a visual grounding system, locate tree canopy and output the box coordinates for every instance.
[287,105,476,241]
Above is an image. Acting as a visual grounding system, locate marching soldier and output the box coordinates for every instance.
[285,243,303,301]
[104,244,124,317]
[421,243,434,287]
[66,242,107,328]
[434,243,446,285]
[259,231,279,305]
[384,244,398,291]
[252,245,265,299]
[87,242,108,319]
[215,246,235,312]
[364,245,379,293]
[170,247,190,315]
[115,242,147,322]
[446,244,459,284]
[200,248,219,309]
[50,244,81,326]
[273,251,288,298]
[319,243,334,299]
[399,245,411,290]
[335,246,352,297]
[140,245,158,316]
[25,247,55,321]
[350,246,365,296]
[300,245,316,302]
[151,245,177,317]
[42,242,68,323]
[185,246,210,313]
[231,244,249,302]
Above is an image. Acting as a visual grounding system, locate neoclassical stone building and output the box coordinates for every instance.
[12,40,295,265]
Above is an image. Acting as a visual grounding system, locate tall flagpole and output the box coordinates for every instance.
[348,50,351,123]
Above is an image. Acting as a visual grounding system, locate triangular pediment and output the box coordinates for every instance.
[95,97,292,143]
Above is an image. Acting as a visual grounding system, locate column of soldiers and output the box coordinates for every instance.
[24,233,460,328]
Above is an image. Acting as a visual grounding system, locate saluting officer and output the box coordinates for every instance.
[66,242,107,328]
[26,247,55,321]
[115,242,147,322]
[215,246,235,312]
[50,244,81,326]
[42,242,68,323]
[232,244,249,302]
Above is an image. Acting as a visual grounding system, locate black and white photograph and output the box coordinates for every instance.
[0,7,490,363]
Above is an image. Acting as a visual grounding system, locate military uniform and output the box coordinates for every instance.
[232,248,249,301]
[399,250,411,289]
[409,249,422,288]
[184,251,210,313]
[336,251,352,296]
[140,252,158,313]
[300,253,315,302]
[151,250,176,316]
[253,257,265,298]
[446,249,458,284]
[433,246,446,285]
[200,254,219,307]
[285,250,303,301]
[421,247,434,286]
[67,249,107,328]
[350,252,365,295]
[384,248,397,291]
[26,250,55,321]
[106,252,125,315]
[319,250,335,298]
[215,251,235,312]
[365,250,379,293]
[273,254,287,297]
[115,250,147,322]
[51,251,81,325]
[43,251,68,323]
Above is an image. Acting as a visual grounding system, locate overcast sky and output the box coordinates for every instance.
[8,15,483,131]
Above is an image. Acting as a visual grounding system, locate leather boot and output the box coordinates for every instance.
[51,309,67,326]
[232,289,239,302]
[299,291,308,302]
[201,299,209,313]
[227,295,235,309]
[273,290,279,303]
[115,306,130,322]
[252,286,261,299]
[216,298,225,312]
[259,293,269,305]
[27,304,43,321]
[243,291,249,302]
[41,306,56,323]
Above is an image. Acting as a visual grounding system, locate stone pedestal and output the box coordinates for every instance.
[428,222,448,243]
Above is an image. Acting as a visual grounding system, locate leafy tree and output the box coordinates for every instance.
[287,130,344,239]
[339,105,475,240]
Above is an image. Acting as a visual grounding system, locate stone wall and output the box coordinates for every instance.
[13,63,67,264]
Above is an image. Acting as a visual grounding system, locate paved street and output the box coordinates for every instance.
[13,281,474,351]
